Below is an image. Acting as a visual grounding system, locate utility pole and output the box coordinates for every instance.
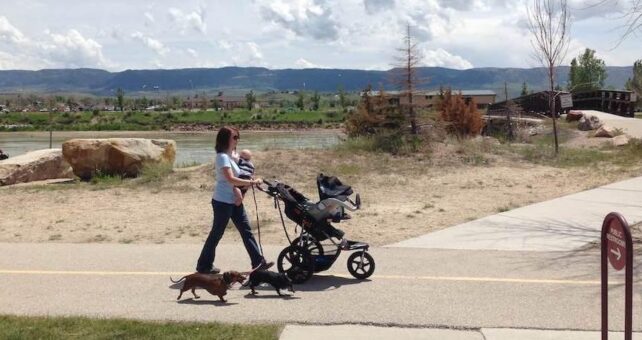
[505,81,513,141]
[49,109,52,149]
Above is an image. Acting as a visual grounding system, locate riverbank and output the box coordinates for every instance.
[0,129,343,165]
[2,139,641,246]
[0,109,346,132]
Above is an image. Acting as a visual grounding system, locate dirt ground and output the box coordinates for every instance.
[2,136,641,247]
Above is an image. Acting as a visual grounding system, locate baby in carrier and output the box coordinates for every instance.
[233,149,255,206]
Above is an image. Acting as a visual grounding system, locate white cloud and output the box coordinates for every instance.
[131,31,169,55]
[39,29,109,68]
[0,1,639,71]
[364,0,395,14]
[144,12,155,27]
[217,40,232,50]
[186,48,198,58]
[295,57,318,68]
[257,0,340,40]
[421,47,473,69]
[0,16,26,44]
[246,42,264,62]
[168,6,207,34]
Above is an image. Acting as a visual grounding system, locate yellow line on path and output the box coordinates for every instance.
[0,270,608,285]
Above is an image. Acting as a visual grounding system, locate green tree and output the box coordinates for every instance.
[338,86,348,109]
[311,91,321,110]
[521,82,529,96]
[245,91,256,110]
[568,48,607,92]
[116,88,125,112]
[626,59,642,108]
[296,91,305,110]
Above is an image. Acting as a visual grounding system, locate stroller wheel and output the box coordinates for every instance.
[292,235,324,256]
[347,251,375,280]
[277,245,315,284]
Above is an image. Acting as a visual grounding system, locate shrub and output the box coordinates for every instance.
[439,89,484,138]
[92,109,100,116]
[138,162,173,183]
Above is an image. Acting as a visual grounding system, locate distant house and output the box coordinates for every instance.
[362,90,497,110]
[216,95,268,110]
[217,96,246,110]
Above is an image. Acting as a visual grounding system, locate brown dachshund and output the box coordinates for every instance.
[170,271,246,303]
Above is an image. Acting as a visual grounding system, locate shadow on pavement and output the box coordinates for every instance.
[176,298,238,306]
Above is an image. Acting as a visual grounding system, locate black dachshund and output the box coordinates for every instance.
[245,270,294,296]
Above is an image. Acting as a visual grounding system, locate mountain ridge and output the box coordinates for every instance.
[0,66,633,99]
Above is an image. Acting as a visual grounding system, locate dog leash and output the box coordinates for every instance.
[251,184,265,257]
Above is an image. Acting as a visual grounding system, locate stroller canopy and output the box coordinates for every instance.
[317,174,353,200]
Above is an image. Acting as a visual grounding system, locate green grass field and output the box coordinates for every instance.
[0,108,346,131]
[0,315,281,340]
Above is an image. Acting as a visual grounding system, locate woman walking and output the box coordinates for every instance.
[196,127,273,274]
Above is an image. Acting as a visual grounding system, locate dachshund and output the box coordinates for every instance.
[244,270,294,296]
[170,271,246,303]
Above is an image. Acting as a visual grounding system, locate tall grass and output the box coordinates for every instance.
[0,315,281,340]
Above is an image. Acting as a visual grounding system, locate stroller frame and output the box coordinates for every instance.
[257,176,376,283]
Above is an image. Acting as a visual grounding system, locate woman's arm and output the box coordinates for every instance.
[221,167,260,187]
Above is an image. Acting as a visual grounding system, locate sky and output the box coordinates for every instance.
[0,0,639,71]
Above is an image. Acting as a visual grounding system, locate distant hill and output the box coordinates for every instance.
[0,66,633,99]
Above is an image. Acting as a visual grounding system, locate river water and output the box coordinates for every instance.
[0,130,342,165]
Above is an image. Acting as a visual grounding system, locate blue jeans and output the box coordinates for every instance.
[196,200,264,272]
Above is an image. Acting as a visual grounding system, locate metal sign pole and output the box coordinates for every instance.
[601,212,633,340]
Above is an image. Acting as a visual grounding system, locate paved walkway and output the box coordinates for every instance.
[280,325,642,340]
[1,242,641,331]
[389,176,642,251]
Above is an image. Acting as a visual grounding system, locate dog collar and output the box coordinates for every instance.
[222,272,232,285]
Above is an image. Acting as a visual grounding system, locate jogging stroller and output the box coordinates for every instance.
[257,174,375,283]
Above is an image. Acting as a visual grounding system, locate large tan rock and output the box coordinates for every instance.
[566,111,584,122]
[0,149,74,186]
[594,125,618,138]
[578,115,602,131]
[62,138,176,179]
[612,134,631,147]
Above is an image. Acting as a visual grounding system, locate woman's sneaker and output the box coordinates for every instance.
[197,267,220,274]
[257,260,274,271]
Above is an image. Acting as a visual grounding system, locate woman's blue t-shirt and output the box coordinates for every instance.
[213,153,240,204]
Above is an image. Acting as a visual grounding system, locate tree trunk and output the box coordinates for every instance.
[550,65,559,155]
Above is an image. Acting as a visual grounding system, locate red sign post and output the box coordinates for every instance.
[601,212,633,340]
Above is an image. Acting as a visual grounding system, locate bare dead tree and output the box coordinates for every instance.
[392,23,423,135]
[620,0,642,43]
[527,0,571,155]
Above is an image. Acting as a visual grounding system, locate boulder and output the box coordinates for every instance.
[594,125,618,138]
[62,138,176,180]
[578,115,603,131]
[0,149,74,186]
[566,111,584,122]
[612,134,631,147]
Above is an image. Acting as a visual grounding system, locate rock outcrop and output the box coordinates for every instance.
[62,138,176,179]
[578,115,603,131]
[0,149,73,186]
[594,125,618,138]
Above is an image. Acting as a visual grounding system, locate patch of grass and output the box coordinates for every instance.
[516,144,608,168]
[336,133,423,155]
[137,162,174,184]
[48,234,62,241]
[89,171,123,187]
[0,315,281,340]
[176,160,203,168]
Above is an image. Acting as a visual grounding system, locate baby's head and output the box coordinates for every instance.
[239,149,252,161]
